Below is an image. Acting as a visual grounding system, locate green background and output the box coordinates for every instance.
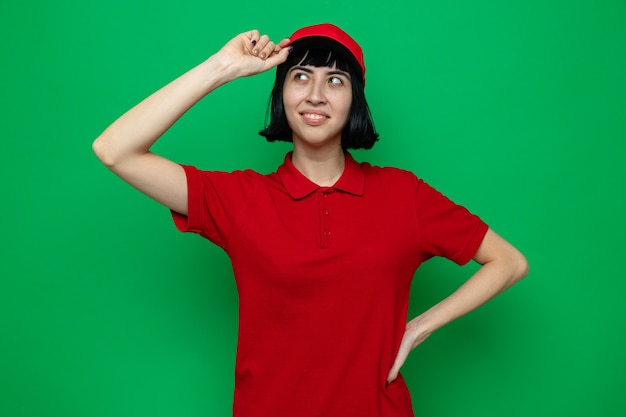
[2,0,625,416]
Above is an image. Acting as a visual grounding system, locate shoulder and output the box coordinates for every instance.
[182,165,270,194]
[359,161,423,189]
[184,165,265,181]
[357,161,453,205]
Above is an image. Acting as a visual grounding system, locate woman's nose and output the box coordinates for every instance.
[305,80,326,104]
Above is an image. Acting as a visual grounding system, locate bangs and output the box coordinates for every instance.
[283,38,362,80]
[290,47,352,73]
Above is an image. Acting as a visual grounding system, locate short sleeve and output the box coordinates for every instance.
[415,179,489,265]
[171,165,259,250]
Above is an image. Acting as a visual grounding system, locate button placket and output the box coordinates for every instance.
[319,188,333,249]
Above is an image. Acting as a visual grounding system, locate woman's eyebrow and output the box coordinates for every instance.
[289,65,314,74]
[289,66,351,79]
[326,69,351,79]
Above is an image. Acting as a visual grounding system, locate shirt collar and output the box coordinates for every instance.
[277,151,365,200]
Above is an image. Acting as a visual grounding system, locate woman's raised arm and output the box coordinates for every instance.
[92,30,290,215]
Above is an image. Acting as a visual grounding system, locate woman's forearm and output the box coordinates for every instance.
[411,252,528,336]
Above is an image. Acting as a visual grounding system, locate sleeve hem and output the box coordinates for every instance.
[169,165,203,234]
[455,221,489,265]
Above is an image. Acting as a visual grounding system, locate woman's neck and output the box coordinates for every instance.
[291,144,345,187]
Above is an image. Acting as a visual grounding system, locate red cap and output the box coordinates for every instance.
[287,23,366,84]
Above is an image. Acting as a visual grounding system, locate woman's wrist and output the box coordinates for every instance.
[190,52,239,94]
[410,305,449,337]
[204,50,247,85]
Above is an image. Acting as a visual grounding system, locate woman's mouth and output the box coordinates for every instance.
[300,112,329,125]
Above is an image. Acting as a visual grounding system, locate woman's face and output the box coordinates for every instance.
[282,64,352,150]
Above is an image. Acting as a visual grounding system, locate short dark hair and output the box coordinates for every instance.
[258,42,379,150]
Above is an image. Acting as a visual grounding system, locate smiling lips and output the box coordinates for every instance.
[300,111,330,125]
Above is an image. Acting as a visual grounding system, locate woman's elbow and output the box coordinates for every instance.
[511,250,529,282]
[92,134,118,168]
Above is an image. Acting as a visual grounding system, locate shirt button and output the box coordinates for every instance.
[323,230,331,237]
[322,209,329,216]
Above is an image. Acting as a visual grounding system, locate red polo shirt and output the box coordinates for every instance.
[172,152,488,417]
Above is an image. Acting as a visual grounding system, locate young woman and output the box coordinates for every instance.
[93,23,528,417]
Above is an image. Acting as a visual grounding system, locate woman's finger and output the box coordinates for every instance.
[277,37,291,49]
[247,29,260,45]
[263,45,291,67]
[238,30,260,55]
[386,342,410,384]
[252,34,270,56]
[258,41,275,59]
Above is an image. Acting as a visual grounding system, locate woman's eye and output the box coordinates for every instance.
[329,76,343,85]
[295,73,309,81]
